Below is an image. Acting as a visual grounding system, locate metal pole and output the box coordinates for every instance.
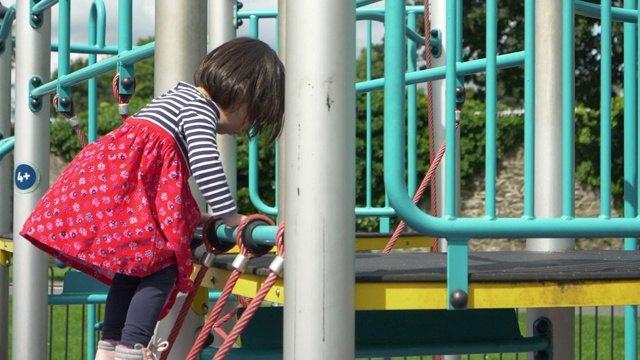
[152,1,207,358]
[208,0,238,199]
[527,0,575,358]
[284,0,356,358]
[0,11,12,360]
[12,0,51,359]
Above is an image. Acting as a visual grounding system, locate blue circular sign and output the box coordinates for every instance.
[14,162,40,193]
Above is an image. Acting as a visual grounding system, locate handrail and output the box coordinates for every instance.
[30,42,154,98]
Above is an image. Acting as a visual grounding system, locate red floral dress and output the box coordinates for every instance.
[20,118,202,314]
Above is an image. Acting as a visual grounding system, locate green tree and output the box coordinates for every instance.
[459,0,624,109]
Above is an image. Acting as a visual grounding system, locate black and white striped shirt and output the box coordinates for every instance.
[132,81,236,218]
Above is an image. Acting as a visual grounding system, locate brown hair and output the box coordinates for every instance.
[194,37,285,144]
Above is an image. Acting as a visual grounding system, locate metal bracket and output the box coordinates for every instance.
[28,76,43,112]
[533,317,553,359]
[30,0,45,29]
[234,1,244,29]
[430,29,442,58]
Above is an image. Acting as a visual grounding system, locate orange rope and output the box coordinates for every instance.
[212,222,285,360]
[159,218,232,360]
[52,94,88,148]
[186,214,275,360]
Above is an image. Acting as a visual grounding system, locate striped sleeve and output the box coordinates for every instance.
[178,98,237,218]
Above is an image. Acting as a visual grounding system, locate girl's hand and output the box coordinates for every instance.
[221,212,246,228]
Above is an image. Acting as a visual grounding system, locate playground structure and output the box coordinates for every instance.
[0,0,639,359]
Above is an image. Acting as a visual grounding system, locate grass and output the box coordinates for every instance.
[8,296,103,360]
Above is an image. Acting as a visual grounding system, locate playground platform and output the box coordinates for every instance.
[204,249,640,309]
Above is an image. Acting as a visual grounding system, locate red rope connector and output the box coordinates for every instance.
[213,221,285,360]
[112,74,136,120]
[186,214,276,360]
[52,94,87,148]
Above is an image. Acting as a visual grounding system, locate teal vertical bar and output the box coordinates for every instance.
[444,0,457,217]
[600,0,612,217]
[523,0,535,218]
[56,0,72,113]
[88,0,106,143]
[561,0,575,218]
[626,2,638,247]
[366,20,373,209]
[407,12,417,196]
[447,238,469,309]
[627,2,639,358]
[117,0,133,95]
[485,0,497,219]
[87,304,96,360]
[383,0,406,212]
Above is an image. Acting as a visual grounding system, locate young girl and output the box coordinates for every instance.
[20,37,285,360]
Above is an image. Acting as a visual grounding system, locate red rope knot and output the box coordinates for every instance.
[235,214,276,258]
[268,221,286,277]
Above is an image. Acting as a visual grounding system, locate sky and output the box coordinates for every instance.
[2,0,386,71]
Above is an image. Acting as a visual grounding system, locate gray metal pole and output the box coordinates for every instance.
[0,17,12,360]
[283,0,356,358]
[527,1,575,358]
[152,1,208,358]
[208,0,237,197]
[277,0,286,223]
[430,2,460,359]
[12,1,51,359]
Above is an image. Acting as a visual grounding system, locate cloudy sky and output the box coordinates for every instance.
[2,0,385,71]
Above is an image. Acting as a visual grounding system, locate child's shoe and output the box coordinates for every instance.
[115,337,169,360]
[95,340,119,360]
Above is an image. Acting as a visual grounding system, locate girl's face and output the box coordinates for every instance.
[218,104,251,136]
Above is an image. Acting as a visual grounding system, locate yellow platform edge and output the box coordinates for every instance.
[203,267,640,310]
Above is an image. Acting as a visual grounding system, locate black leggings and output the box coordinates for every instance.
[101,265,176,346]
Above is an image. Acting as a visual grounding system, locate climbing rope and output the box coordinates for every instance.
[158,217,232,360]
[186,214,275,360]
[382,122,459,253]
[212,221,285,360]
[112,73,136,120]
[52,94,88,148]
[424,0,439,254]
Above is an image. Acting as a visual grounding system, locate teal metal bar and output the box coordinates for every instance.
[117,0,133,96]
[87,304,96,360]
[562,0,575,218]
[382,0,407,239]
[628,3,640,358]
[575,0,638,23]
[355,12,425,45]
[0,137,14,160]
[485,0,497,219]
[88,0,107,143]
[31,0,58,13]
[447,238,469,309]
[0,5,15,53]
[600,0,613,217]
[523,0,535,218]
[55,0,72,113]
[366,20,373,210]
[50,43,118,55]
[215,224,277,248]
[356,0,381,8]
[356,51,526,95]
[31,42,154,97]
[407,12,417,196]
[444,0,457,218]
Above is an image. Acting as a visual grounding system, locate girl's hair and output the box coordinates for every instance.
[194,37,285,144]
